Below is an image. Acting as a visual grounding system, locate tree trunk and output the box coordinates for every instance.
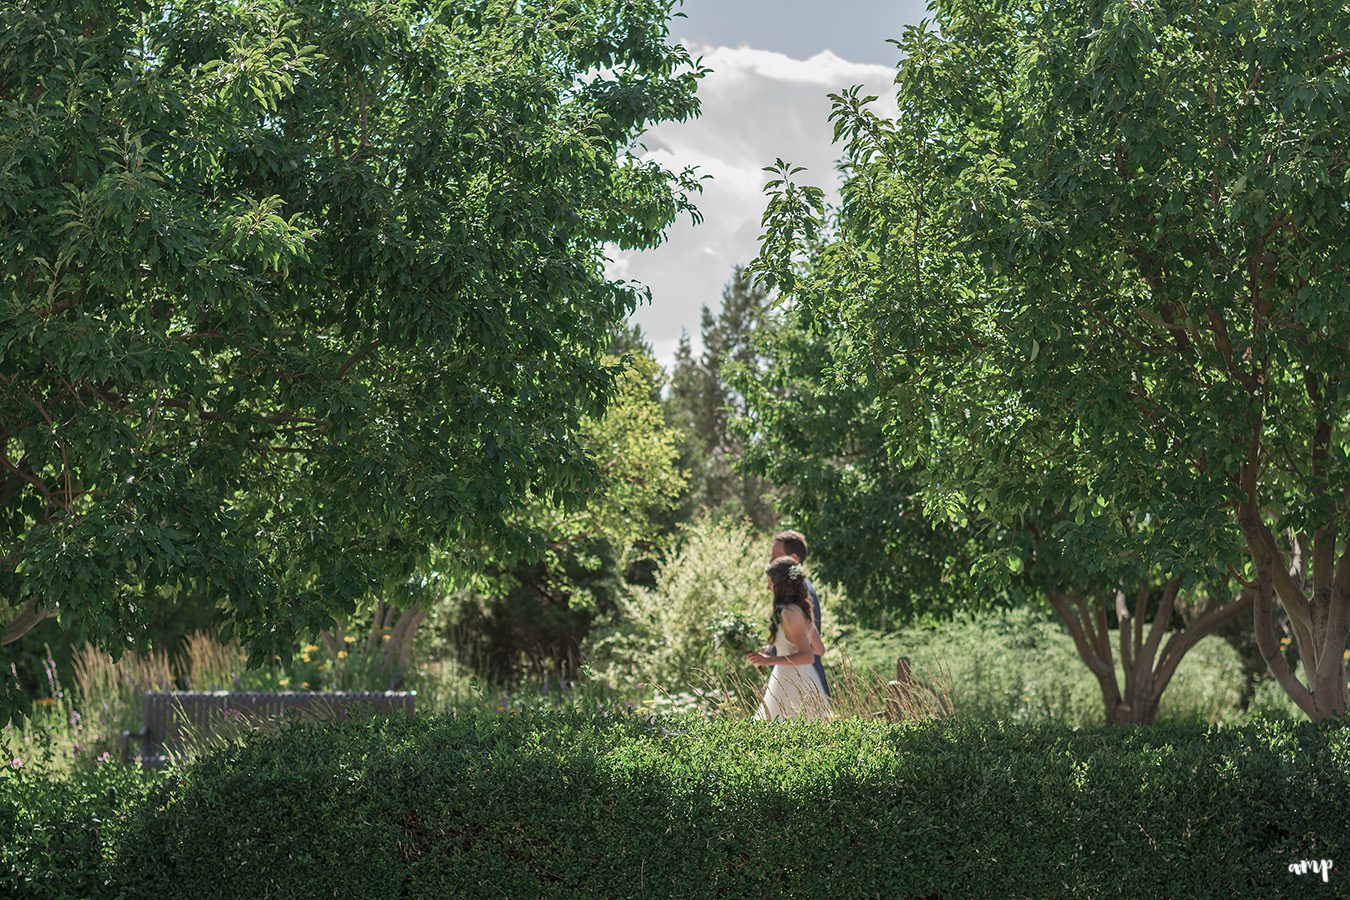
[1233,386,1349,720]
[1103,689,1161,726]
[1239,500,1350,721]
[1051,579,1252,727]
[324,604,427,689]
[381,607,427,688]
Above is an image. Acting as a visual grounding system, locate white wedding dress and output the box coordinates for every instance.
[754,631,832,721]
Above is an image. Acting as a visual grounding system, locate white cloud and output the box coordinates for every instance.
[607,45,898,366]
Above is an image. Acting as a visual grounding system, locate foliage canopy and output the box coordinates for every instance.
[755,0,1349,716]
[0,0,704,699]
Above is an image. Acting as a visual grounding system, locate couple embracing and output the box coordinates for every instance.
[747,530,832,721]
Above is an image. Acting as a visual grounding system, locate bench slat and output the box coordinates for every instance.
[122,690,416,767]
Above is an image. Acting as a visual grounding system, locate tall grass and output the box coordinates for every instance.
[71,644,174,711]
[632,654,954,723]
[835,608,1251,727]
[7,635,257,773]
[179,631,249,691]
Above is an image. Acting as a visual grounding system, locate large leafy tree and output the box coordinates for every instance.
[757,1,1349,717]
[740,281,1251,723]
[0,0,703,698]
[735,304,994,629]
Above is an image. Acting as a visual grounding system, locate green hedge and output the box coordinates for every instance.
[0,754,161,900]
[5,712,1350,897]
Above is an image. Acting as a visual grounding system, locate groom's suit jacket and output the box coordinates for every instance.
[804,577,831,697]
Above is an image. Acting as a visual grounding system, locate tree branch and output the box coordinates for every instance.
[1050,593,1112,679]
[2,597,56,646]
[1139,576,1180,669]
[1154,586,1253,690]
[336,341,380,381]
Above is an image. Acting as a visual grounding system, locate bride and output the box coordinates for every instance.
[747,556,832,720]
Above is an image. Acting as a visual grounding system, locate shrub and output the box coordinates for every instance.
[92,711,1350,898]
[586,516,770,688]
[0,734,162,900]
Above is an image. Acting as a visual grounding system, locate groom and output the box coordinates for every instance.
[768,529,830,697]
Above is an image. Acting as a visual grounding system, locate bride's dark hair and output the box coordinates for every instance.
[765,555,811,644]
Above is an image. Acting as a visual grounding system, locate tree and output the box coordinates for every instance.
[743,289,1251,723]
[735,303,994,629]
[1023,513,1253,727]
[0,0,703,707]
[666,265,779,527]
[757,1,1349,717]
[442,351,686,681]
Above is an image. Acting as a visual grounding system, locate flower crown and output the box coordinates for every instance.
[788,563,806,581]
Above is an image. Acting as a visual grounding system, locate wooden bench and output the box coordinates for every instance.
[120,690,416,767]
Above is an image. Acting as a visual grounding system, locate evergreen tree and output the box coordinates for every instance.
[666,266,778,527]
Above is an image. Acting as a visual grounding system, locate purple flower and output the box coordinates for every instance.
[68,710,81,726]
[96,752,112,764]
[8,758,22,770]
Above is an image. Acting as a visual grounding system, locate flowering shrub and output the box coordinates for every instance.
[0,726,163,899]
[586,516,772,689]
[284,626,407,692]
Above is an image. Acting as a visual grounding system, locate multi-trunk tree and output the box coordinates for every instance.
[755,0,1347,718]
[736,293,1251,724]
[0,0,703,712]
[1021,512,1252,727]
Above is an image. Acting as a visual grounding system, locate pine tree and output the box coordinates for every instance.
[666,266,778,527]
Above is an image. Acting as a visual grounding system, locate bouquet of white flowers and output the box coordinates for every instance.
[708,610,762,655]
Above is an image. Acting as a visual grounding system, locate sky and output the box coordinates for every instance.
[608,0,931,365]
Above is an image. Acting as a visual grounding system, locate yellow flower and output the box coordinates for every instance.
[300,653,312,663]
[300,681,310,690]
[343,635,357,644]
[302,644,320,654]
[278,678,290,687]
[1343,649,1350,661]
[35,698,55,707]
[337,651,348,660]
[382,633,391,641]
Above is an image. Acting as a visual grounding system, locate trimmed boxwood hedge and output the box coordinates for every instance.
[5,712,1350,897]
[0,754,161,900]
